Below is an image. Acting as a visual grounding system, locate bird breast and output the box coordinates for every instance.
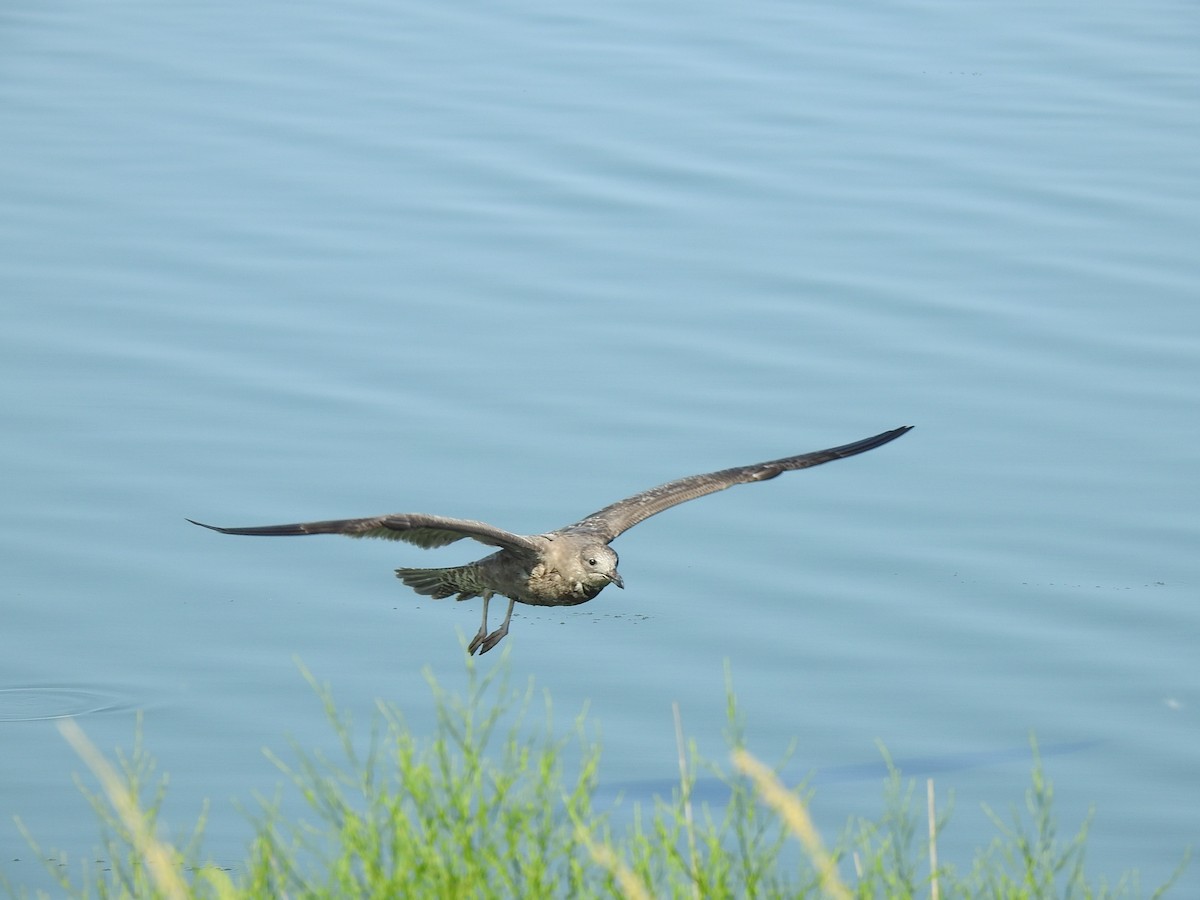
[518,563,605,607]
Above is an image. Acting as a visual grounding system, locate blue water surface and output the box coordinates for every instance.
[2,0,1198,893]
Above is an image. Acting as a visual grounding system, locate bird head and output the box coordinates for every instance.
[580,544,623,590]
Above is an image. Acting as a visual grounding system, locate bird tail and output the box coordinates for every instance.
[395,565,483,601]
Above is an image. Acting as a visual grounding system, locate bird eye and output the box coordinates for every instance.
[587,558,598,566]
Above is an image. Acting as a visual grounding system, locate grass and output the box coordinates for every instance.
[6,657,1188,899]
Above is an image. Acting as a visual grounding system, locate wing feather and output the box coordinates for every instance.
[564,425,912,542]
[187,513,537,552]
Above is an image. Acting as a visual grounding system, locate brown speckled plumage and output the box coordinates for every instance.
[190,425,911,654]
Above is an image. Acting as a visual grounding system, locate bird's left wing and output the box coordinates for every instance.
[563,425,913,542]
[187,513,538,552]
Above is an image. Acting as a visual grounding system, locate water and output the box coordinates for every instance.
[2,0,1198,893]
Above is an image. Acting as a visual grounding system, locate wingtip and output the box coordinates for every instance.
[186,518,223,532]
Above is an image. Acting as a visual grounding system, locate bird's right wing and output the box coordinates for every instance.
[187,513,538,552]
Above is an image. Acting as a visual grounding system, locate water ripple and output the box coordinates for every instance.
[0,686,133,723]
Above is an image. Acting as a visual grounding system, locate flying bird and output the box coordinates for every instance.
[190,425,912,655]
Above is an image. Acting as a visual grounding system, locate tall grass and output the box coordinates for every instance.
[8,657,1187,899]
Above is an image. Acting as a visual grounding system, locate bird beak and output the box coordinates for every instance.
[610,570,625,589]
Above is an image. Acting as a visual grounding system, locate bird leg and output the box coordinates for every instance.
[477,598,516,655]
[467,592,493,656]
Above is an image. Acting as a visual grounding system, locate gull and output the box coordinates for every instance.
[190,425,911,655]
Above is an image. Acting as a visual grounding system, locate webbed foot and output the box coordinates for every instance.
[477,625,509,655]
[467,627,488,656]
